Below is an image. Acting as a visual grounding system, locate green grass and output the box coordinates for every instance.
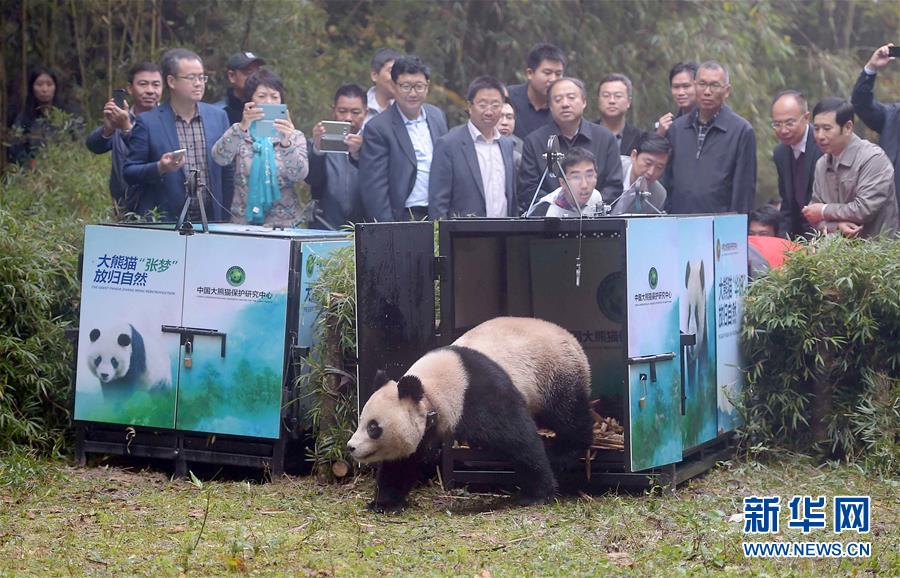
[0,455,897,577]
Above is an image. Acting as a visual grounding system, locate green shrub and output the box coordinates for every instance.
[740,234,899,474]
[0,130,113,453]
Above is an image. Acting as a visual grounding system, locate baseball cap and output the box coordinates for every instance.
[226,52,266,71]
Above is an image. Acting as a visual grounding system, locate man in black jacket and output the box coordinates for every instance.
[664,60,756,214]
[215,52,265,125]
[518,77,622,214]
[771,90,822,238]
[595,73,644,155]
[852,43,900,209]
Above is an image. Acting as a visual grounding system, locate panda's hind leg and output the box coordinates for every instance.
[535,373,594,476]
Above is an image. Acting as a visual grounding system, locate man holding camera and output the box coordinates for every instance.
[852,43,900,209]
[124,48,233,221]
[85,62,162,212]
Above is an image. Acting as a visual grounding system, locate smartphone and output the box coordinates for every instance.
[888,45,900,58]
[320,120,352,153]
[171,148,187,162]
[254,103,288,139]
[112,88,128,109]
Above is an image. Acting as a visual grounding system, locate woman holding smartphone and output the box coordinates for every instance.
[212,69,308,226]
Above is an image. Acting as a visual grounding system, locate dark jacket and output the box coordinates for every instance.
[594,119,645,155]
[305,140,362,229]
[773,126,822,238]
[358,102,448,222]
[507,83,552,140]
[214,89,244,126]
[852,69,900,208]
[123,101,233,221]
[518,119,623,213]
[664,104,757,214]
[428,123,517,219]
[86,114,139,211]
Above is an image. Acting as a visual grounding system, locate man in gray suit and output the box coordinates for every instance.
[429,77,517,219]
[359,55,449,221]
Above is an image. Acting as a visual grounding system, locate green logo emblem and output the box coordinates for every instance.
[305,254,316,276]
[226,266,246,287]
[648,267,658,289]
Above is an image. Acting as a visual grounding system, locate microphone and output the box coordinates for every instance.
[542,134,565,177]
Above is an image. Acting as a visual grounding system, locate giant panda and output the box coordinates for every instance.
[683,259,707,388]
[348,316,594,512]
[85,323,172,398]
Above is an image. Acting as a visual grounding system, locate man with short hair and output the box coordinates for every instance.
[851,43,900,209]
[595,73,644,154]
[802,98,898,238]
[771,90,822,238]
[664,60,757,214]
[611,133,670,215]
[124,48,233,221]
[429,76,517,219]
[506,43,566,139]
[518,77,622,214]
[359,55,448,221]
[86,62,163,212]
[306,84,367,229]
[656,61,698,135]
[527,147,604,217]
[216,52,266,125]
[364,47,402,128]
[748,205,781,237]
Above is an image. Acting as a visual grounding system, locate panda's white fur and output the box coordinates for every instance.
[683,259,707,359]
[349,316,593,511]
[85,322,171,392]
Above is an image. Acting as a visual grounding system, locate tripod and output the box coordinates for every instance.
[176,168,210,234]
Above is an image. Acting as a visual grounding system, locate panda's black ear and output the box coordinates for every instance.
[373,370,390,390]
[397,375,424,403]
[89,329,101,342]
[117,333,132,347]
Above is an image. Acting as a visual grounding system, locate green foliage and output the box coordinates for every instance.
[739,234,900,474]
[298,244,359,477]
[0,128,113,453]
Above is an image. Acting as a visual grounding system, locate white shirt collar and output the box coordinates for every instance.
[790,124,809,159]
[467,120,500,144]
[400,106,427,124]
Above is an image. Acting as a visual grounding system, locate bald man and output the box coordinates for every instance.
[771,90,822,237]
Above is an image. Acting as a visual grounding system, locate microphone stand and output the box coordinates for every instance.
[608,175,665,215]
[176,168,210,234]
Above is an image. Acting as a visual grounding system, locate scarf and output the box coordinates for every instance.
[246,124,282,224]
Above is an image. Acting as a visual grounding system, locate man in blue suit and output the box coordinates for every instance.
[358,55,448,221]
[429,76,517,219]
[124,48,233,221]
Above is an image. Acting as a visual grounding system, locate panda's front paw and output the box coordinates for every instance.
[515,493,554,507]
[367,499,407,513]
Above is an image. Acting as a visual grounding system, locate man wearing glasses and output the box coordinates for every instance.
[125,48,233,221]
[771,90,822,238]
[663,60,756,215]
[359,55,448,221]
[594,73,644,155]
[428,76,517,219]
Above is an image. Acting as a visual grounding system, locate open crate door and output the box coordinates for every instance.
[355,222,436,407]
[625,217,683,471]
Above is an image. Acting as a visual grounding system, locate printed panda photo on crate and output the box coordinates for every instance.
[84,321,172,398]
[347,316,595,512]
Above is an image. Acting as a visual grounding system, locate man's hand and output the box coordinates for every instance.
[101,99,131,137]
[837,221,862,237]
[345,133,363,159]
[802,203,827,225]
[656,112,674,135]
[312,122,326,152]
[157,151,184,175]
[866,43,895,72]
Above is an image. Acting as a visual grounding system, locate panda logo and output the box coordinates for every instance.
[683,260,707,387]
[85,323,172,397]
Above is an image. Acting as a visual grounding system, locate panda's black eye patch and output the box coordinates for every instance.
[367,420,382,440]
[111,358,119,369]
[94,356,102,367]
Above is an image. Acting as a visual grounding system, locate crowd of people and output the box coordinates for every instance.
[8,42,899,239]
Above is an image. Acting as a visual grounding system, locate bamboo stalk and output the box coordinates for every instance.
[68,0,87,92]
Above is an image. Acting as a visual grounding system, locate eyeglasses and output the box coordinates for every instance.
[771,118,800,130]
[472,101,503,112]
[397,82,428,94]
[696,81,725,92]
[566,172,597,184]
[177,74,209,84]
[600,92,627,100]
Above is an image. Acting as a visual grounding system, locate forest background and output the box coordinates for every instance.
[2,0,900,203]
